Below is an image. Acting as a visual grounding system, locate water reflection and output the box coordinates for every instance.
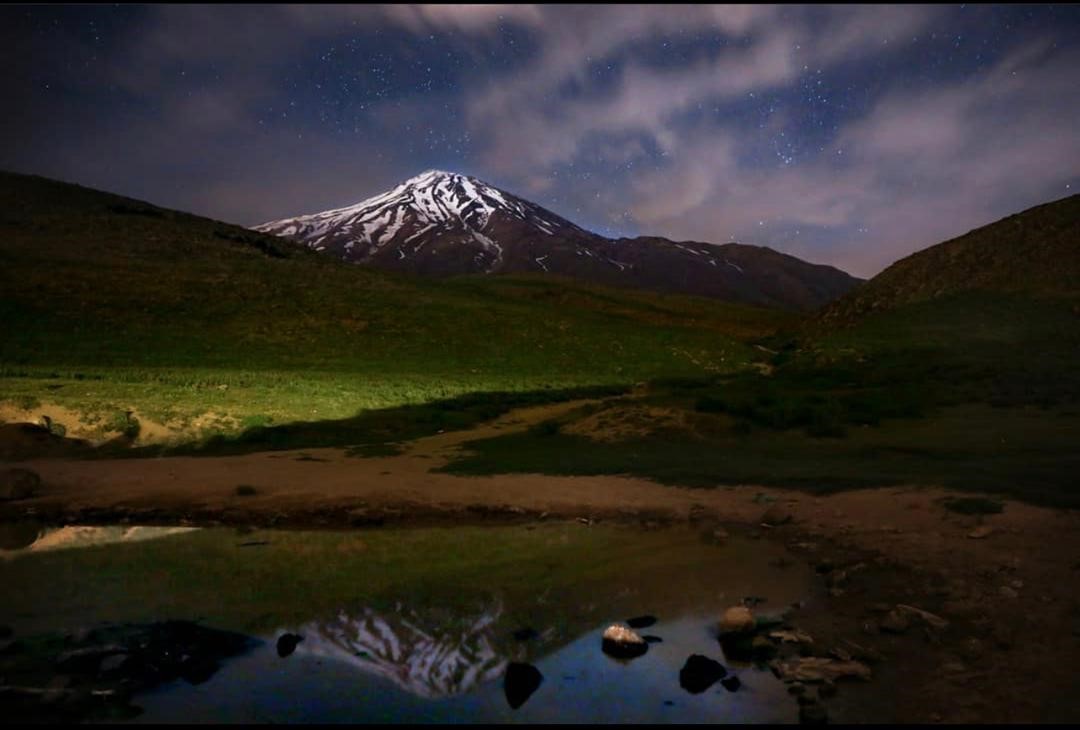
[0,524,198,555]
[287,602,508,699]
[0,523,818,723]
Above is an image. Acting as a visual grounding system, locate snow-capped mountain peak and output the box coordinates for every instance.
[253,169,588,272]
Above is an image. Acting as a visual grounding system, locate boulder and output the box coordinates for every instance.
[276,633,304,658]
[512,627,539,642]
[719,606,756,635]
[0,468,40,501]
[761,503,794,527]
[720,675,742,692]
[878,610,911,634]
[504,662,543,709]
[799,701,829,724]
[679,654,727,694]
[601,625,648,659]
[751,635,779,660]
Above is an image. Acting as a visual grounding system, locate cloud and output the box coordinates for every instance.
[381,4,542,34]
[619,38,1080,276]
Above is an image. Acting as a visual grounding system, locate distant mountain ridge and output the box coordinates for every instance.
[254,169,862,310]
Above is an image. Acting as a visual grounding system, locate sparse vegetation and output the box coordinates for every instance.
[104,410,140,440]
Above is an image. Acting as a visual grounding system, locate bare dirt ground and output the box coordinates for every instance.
[3,398,1080,723]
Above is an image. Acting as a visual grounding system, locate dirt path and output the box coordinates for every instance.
[4,398,1080,723]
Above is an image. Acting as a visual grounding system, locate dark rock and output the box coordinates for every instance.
[761,503,794,527]
[799,701,829,724]
[751,635,779,660]
[663,700,675,707]
[276,633,304,658]
[679,654,728,694]
[719,633,757,663]
[643,635,664,644]
[0,520,42,550]
[627,615,657,629]
[56,644,127,673]
[720,675,742,692]
[0,468,41,501]
[512,627,539,642]
[180,655,221,685]
[879,610,912,634]
[504,662,543,709]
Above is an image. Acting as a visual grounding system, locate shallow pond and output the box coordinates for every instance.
[2,521,819,723]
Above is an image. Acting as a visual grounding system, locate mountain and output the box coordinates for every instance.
[254,170,861,310]
[819,193,1080,328]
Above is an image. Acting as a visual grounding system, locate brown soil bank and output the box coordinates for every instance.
[3,400,1080,723]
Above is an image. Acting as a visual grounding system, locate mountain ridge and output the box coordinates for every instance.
[254,169,862,311]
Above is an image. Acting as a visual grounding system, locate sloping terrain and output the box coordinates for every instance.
[818,193,1080,328]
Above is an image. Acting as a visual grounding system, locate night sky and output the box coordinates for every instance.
[2,4,1078,277]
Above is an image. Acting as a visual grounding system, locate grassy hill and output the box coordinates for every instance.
[819,193,1080,328]
[0,171,791,446]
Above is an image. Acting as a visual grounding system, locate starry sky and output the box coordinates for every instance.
[2,4,1078,277]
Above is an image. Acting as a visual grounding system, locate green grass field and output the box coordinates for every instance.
[0,171,792,444]
[440,290,1080,507]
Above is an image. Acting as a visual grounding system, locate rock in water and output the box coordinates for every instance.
[276,633,304,658]
[504,662,543,709]
[0,468,40,501]
[627,615,657,629]
[512,627,539,642]
[720,675,742,692]
[799,701,829,724]
[679,654,728,694]
[719,606,756,635]
[601,625,648,659]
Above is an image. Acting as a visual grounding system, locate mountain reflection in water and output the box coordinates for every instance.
[287,602,508,699]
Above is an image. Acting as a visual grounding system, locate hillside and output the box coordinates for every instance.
[0,170,791,445]
[255,170,862,310]
[819,193,1080,328]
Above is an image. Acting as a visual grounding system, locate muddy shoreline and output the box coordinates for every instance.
[4,397,1080,723]
[4,487,1079,724]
